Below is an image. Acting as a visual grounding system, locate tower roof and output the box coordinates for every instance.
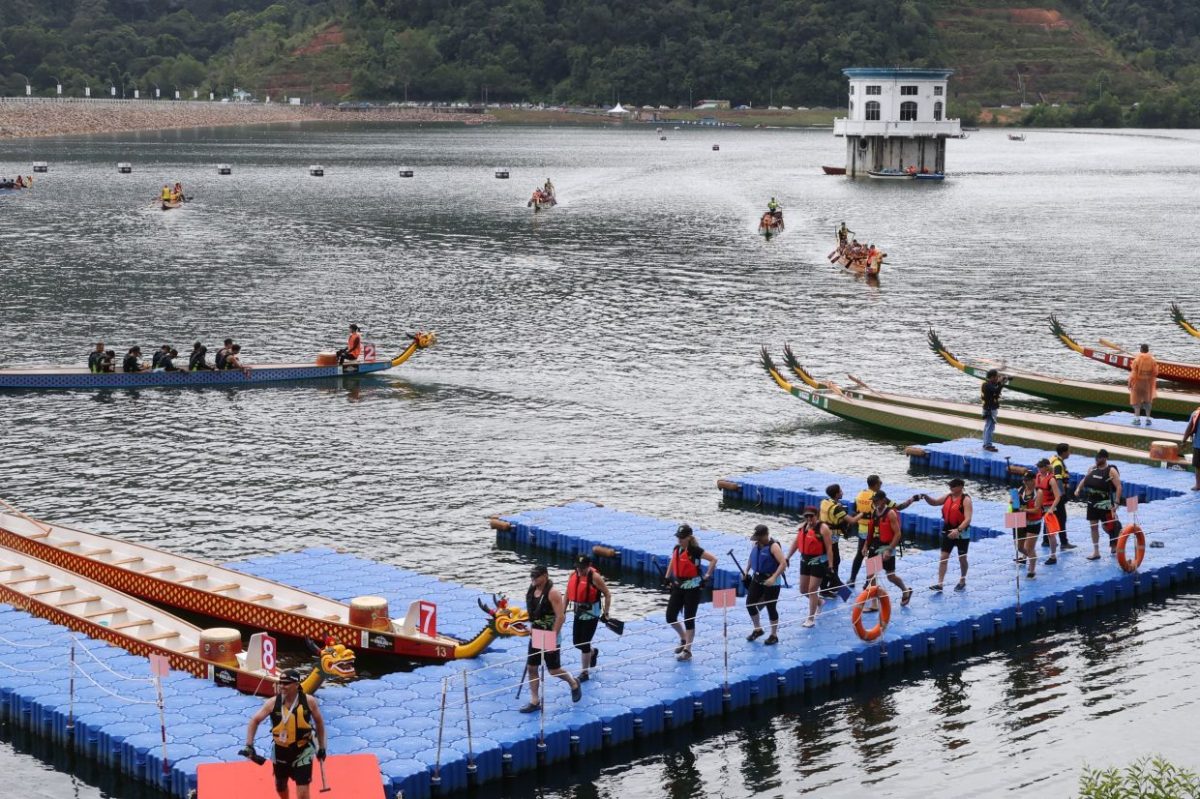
[843,67,953,80]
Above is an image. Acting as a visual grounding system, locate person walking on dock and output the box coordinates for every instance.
[786,507,833,627]
[819,484,860,598]
[1045,443,1076,550]
[665,525,717,661]
[1128,344,1158,425]
[241,668,328,799]
[1013,472,1044,578]
[850,476,916,590]
[923,478,973,591]
[566,555,611,682]
[980,369,1009,452]
[1076,450,1122,560]
[521,564,582,712]
[745,524,786,645]
[864,492,913,605]
[1180,407,1200,491]
[1034,458,1063,564]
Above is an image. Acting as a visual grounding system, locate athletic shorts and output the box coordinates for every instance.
[939,530,970,555]
[273,750,313,791]
[527,641,562,671]
[1086,504,1115,523]
[866,543,896,574]
[799,558,827,579]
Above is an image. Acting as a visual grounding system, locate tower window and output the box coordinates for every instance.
[900,101,918,121]
[934,101,943,121]
[900,85,919,95]
[865,101,881,121]
[865,85,881,95]
[934,86,944,96]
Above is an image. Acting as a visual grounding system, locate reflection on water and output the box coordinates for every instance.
[1,123,1199,797]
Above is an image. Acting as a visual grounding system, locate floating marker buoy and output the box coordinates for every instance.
[216,164,232,175]
[117,162,132,174]
[309,164,324,176]
[398,166,414,177]
[32,161,48,173]
[712,144,720,151]
[495,168,510,179]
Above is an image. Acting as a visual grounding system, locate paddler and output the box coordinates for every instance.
[566,554,611,682]
[241,668,328,799]
[1127,344,1158,426]
[521,565,583,712]
[543,178,554,196]
[767,197,779,214]
[161,184,172,203]
[173,181,184,201]
[1075,449,1122,561]
[837,221,852,245]
[335,324,362,365]
[87,342,105,373]
[921,478,973,591]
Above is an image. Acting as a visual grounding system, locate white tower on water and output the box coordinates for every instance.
[833,67,962,177]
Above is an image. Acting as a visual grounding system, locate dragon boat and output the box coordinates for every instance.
[527,188,556,212]
[928,328,1200,419]
[1050,316,1200,388]
[779,346,1187,452]
[161,198,183,211]
[0,510,528,662]
[758,210,784,238]
[828,238,885,275]
[0,545,355,696]
[761,346,1184,467]
[1170,303,1200,340]
[0,332,436,390]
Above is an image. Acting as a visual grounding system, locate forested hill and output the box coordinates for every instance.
[2,0,1200,122]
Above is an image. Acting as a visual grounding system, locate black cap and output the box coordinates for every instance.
[872,491,888,503]
[529,564,548,578]
[948,478,965,488]
[575,554,592,568]
[1037,458,1050,467]
[675,524,692,538]
[752,524,769,537]
[278,668,301,684]
[1022,471,1035,481]
[1096,449,1109,460]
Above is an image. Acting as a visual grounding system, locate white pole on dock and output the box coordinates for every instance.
[67,639,75,740]
[462,668,477,780]
[432,676,448,789]
[154,672,168,778]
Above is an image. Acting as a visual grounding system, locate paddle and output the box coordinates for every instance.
[0,496,54,536]
[238,745,267,766]
[1099,338,1132,355]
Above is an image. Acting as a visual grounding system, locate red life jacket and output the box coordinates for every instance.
[670,546,699,580]
[868,510,897,545]
[1019,485,1044,522]
[566,568,600,604]
[942,494,967,527]
[1035,471,1056,510]
[796,523,825,557]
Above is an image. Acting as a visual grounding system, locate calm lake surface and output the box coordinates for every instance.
[1,122,1199,797]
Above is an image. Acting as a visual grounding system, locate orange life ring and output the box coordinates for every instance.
[851,584,891,641]
[1115,524,1145,573]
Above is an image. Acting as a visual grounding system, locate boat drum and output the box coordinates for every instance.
[349,596,391,631]
[315,351,338,366]
[1149,441,1181,461]
[200,628,243,666]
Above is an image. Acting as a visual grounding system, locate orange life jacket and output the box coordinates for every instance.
[796,523,825,557]
[566,568,600,604]
[347,332,362,358]
[670,546,699,580]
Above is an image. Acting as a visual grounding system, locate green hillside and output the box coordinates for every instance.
[1,0,1199,124]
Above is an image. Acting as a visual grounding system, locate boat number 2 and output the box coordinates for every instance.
[418,600,438,638]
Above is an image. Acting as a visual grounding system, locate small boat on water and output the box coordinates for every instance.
[1008,133,1026,141]
[928,328,1200,418]
[828,233,885,275]
[528,187,557,212]
[161,198,183,211]
[867,168,913,180]
[0,332,436,390]
[821,165,846,175]
[761,346,1182,466]
[914,172,945,181]
[0,509,529,661]
[758,210,784,238]
[0,545,350,696]
[1051,316,1200,388]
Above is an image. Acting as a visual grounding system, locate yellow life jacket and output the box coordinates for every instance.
[162,188,172,201]
[270,692,314,749]
[855,489,874,535]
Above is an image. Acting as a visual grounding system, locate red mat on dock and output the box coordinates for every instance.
[197,754,383,798]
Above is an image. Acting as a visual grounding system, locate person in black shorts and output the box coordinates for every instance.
[1181,408,1200,491]
[241,668,328,799]
[921,478,973,591]
[566,555,611,682]
[785,506,833,628]
[744,524,786,645]
[1075,450,1123,560]
[864,492,913,605]
[521,564,582,712]
[665,524,718,661]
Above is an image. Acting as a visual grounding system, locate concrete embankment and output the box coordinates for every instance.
[0,98,493,140]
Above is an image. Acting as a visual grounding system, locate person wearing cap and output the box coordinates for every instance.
[921,478,973,591]
[1075,449,1122,560]
[785,507,833,628]
[980,369,1010,452]
[665,524,718,661]
[566,555,611,682]
[1127,344,1158,426]
[1034,458,1063,565]
[745,524,786,645]
[122,346,144,373]
[1012,472,1045,579]
[336,324,363,365]
[521,565,582,712]
[241,668,328,799]
[863,491,913,605]
[850,477,917,590]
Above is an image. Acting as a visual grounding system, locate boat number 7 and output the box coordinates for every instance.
[418,601,438,638]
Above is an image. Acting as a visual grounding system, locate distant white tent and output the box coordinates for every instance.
[607,102,629,114]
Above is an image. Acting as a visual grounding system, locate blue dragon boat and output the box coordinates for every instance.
[0,332,435,390]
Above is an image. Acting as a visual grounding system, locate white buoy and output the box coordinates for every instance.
[216,164,232,175]
[494,168,509,179]
[309,164,325,176]
[398,166,414,177]
[32,161,48,173]
[712,144,720,151]
[117,162,132,174]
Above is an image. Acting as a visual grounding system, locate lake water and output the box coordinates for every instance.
[1,122,1199,797]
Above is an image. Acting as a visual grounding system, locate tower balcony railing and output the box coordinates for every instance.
[833,118,962,138]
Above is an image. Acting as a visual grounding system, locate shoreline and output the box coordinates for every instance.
[0,98,494,141]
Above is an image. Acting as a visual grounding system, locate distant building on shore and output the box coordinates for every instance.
[833,68,961,177]
[694,99,730,110]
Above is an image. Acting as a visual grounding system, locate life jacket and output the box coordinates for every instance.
[1050,455,1070,486]
[215,347,229,369]
[1035,471,1056,509]
[796,523,825,557]
[1018,485,1043,522]
[161,187,171,201]
[270,691,314,750]
[942,493,968,528]
[855,489,875,535]
[750,539,779,575]
[867,509,897,545]
[566,568,600,605]
[525,585,555,630]
[819,498,845,533]
[670,545,700,580]
[1082,465,1115,503]
[347,332,362,359]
